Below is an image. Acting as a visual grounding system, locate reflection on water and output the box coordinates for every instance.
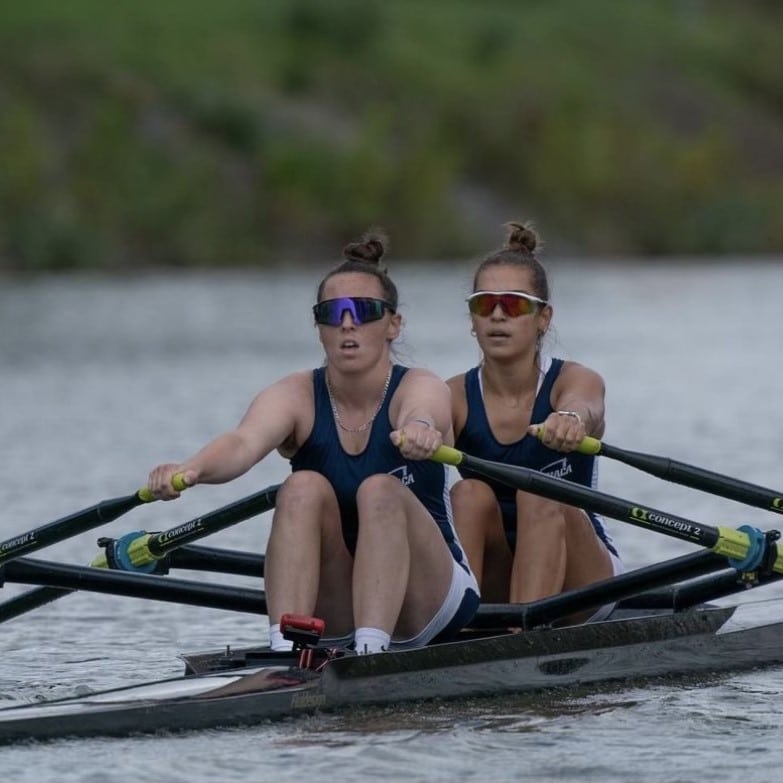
[2,260,783,783]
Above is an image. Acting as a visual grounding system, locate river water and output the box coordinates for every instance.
[1,259,782,782]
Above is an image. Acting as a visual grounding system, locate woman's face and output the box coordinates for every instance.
[316,272,401,373]
[470,265,552,361]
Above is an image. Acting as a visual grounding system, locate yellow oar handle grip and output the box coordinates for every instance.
[431,445,464,467]
[576,436,602,456]
[531,426,602,456]
[137,473,189,503]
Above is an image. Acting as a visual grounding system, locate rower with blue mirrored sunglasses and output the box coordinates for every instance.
[313,297,396,326]
[466,290,548,318]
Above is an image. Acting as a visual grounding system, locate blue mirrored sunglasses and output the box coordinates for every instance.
[313,297,395,326]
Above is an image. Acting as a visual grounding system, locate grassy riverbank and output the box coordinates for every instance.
[2,1,781,270]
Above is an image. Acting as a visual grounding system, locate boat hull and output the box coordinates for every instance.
[1,599,781,743]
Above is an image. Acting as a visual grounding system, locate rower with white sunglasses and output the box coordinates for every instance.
[447,222,622,624]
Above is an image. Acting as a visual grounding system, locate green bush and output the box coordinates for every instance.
[1,0,781,271]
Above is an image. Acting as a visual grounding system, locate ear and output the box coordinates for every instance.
[537,303,553,334]
[386,312,402,342]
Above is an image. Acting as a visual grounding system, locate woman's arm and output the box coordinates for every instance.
[148,372,310,498]
[389,369,453,459]
[528,361,605,452]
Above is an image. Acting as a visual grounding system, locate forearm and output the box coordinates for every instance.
[181,432,261,484]
[551,398,603,436]
[551,366,606,438]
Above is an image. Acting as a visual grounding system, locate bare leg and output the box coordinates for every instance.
[511,490,613,622]
[451,478,511,603]
[265,471,354,637]
[352,474,455,639]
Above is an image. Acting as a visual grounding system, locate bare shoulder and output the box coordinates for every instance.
[246,370,314,412]
[558,360,605,387]
[240,369,315,455]
[274,369,315,394]
[398,366,447,389]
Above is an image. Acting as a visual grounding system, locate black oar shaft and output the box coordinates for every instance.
[142,486,279,560]
[95,485,280,570]
[0,586,69,623]
[0,546,266,624]
[168,545,265,577]
[0,486,278,625]
[0,477,190,567]
[471,550,727,629]
[3,558,268,615]
[456,450,721,548]
[0,493,146,566]
[668,568,782,610]
[434,446,783,571]
[584,438,783,514]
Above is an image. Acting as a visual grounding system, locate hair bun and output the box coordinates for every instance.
[343,229,389,267]
[505,221,539,254]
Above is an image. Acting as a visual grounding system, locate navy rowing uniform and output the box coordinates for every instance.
[454,357,619,557]
[290,364,479,644]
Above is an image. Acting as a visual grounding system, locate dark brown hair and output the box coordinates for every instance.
[472,221,550,302]
[316,229,398,310]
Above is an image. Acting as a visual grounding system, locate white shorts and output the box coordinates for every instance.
[390,559,480,650]
[317,559,480,651]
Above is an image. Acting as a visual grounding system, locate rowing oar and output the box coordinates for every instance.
[2,552,760,636]
[0,475,187,567]
[166,544,265,577]
[0,553,769,637]
[431,445,783,575]
[0,484,278,624]
[621,564,783,612]
[0,557,268,615]
[90,483,279,572]
[576,436,783,514]
[469,550,770,630]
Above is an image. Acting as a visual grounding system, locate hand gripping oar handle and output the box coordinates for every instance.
[576,436,783,514]
[431,445,783,575]
[0,482,275,626]
[137,473,189,503]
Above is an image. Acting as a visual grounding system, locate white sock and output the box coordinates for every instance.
[269,623,294,652]
[354,627,391,655]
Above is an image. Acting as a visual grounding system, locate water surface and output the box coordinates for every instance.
[2,260,782,782]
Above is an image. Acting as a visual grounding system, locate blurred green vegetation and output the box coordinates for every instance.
[1,0,782,270]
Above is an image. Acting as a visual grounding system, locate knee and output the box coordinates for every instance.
[451,479,497,515]
[515,492,567,536]
[276,471,334,515]
[356,473,402,509]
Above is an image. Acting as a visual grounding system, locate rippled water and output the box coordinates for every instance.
[2,260,783,782]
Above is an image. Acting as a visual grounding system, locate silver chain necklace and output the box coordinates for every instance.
[325,365,393,433]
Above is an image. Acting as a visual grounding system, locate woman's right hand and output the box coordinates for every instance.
[147,463,197,500]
